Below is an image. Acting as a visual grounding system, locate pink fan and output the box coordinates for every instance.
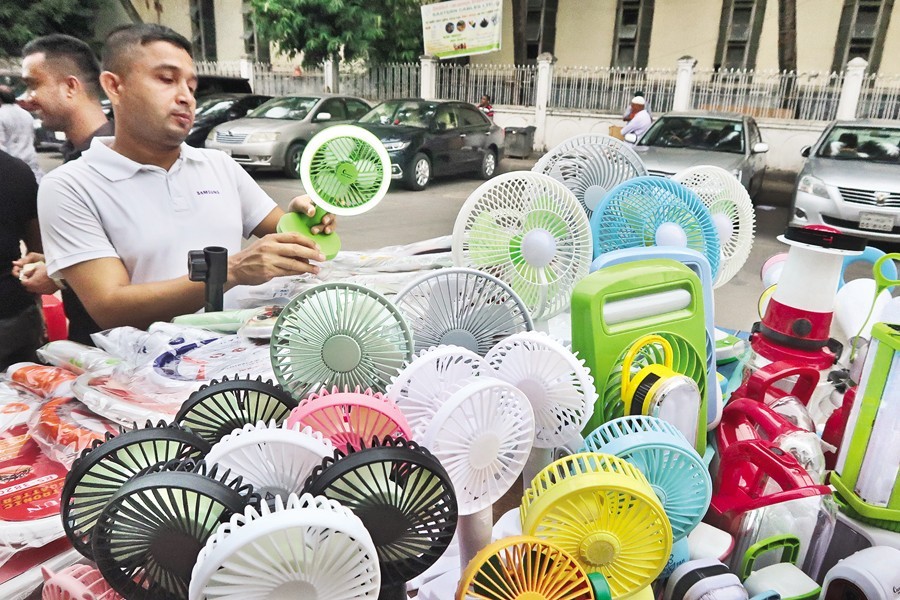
[287,386,412,451]
[41,564,122,600]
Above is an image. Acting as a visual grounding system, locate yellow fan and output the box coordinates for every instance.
[457,536,597,600]
[521,453,672,599]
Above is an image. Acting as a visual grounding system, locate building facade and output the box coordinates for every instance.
[472,0,900,73]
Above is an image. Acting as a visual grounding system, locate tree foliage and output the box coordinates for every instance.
[0,0,105,58]
[250,0,425,66]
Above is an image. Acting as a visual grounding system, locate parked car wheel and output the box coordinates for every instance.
[283,142,305,179]
[478,149,497,179]
[405,153,431,191]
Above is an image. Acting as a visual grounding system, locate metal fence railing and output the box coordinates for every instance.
[691,69,845,121]
[195,60,244,78]
[858,73,900,120]
[437,63,537,107]
[253,69,328,96]
[342,63,420,102]
[549,66,678,113]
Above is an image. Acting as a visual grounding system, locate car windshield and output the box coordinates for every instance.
[247,96,317,120]
[195,97,235,119]
[816,126,900,163]
[641,117,745,154]
[358,100,439,128]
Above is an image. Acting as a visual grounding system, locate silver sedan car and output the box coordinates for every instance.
[629,111,769,198]
[790,120,900,241]
[205,94,371,178]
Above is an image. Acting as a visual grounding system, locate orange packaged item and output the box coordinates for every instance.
[6,363,77,399]
[29,398,118,468]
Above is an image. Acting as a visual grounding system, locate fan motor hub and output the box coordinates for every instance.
[580,532,621,567]
[584,184,608,212]
[520,229,557,268]
[335,161,358,185]
[271,580,317,600]
[470,432,502,470]
[514,378,548,411]
[650,483,668,506]
[357,505,410,547]
[322,335,363,372]
[440,328,479,353]
[150,532,203,581]
[518,593,548,600]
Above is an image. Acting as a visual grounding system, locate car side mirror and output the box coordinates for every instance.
[225,108,242,119]
[624,133,637,144]
[315,112,332,122]
[752,142,769,154]
[801,145,811,157]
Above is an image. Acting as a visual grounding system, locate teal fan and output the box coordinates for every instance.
[270,282,414,399]
[452,172,593,322]
[590,176,721,279]
[300,124,391,216]
[582,415,712,543]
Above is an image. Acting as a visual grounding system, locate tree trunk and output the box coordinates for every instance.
[511,0,527,65]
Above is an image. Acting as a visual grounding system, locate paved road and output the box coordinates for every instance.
[36,151,795,331]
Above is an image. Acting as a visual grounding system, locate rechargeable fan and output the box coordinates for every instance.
[41,564,122,600]
[673,165,755,288]
[270,282,414,398]
[590,177,721,279]
[394,267,534,356]
[387,345,487,436]
[456,536,598,600]
[203,421,334,499]
[175,375,298,445]
[453,172,593,322]
[534,134,648,219]
[581,416,712,543]
[303,437,459,600]
[61,420,211,560]
[286,386,412,452]
[521,453,672,598]
[189,493,380,600]
[485,331,596,483]
[92,459,259,600]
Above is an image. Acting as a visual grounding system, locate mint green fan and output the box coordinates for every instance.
[452,172,593,322]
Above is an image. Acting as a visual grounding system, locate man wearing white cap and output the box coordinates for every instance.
[621,95,652,142]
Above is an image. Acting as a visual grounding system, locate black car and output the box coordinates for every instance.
[186,93,271,147]
[356,99,504,190]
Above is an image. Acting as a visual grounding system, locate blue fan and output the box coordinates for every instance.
[581,415,711,543]
[590,177,721,279]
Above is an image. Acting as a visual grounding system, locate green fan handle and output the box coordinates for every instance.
[277,207,342,260]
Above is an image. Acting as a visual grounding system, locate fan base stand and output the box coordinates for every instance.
[492,507,523,540]
[417,568,462,600]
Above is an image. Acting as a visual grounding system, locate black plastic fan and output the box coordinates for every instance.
[303,437,458,600]
[92,459,258,600]
[60,420,211,560]
[174,375,298,445]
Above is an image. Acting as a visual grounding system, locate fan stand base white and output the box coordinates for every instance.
[522,447,553,490]
[491,507,523,540]
[406,507,492,593]
[417,568,461,600]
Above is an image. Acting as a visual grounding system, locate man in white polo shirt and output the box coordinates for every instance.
[38,24,334,337]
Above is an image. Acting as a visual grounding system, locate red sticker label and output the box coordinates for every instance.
[0,425,67,521]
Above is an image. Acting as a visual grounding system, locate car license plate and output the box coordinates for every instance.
[859,211,895,232]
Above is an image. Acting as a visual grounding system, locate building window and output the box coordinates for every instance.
[832,0,895,72]
[715,0,767,70]
[526,0,558,61]
[613,0,654,68]
[243,2,270,63]
[190,0,217,61]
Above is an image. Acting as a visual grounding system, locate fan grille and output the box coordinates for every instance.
[271,283,414,398]
[582,416,711,543]
[303,437,458,585]
[175,376,298,446]
[673,165,755,288]
[287,386,411,452]
[388,345,487,437]
[61,421,210,559]
[485,331,595,448]
[457,536,594,600]
[534,134,648,219]
[453,172,593,320]
[300,124,391,215]
[191,494,380,600]
[423,378,534,515]
[590,177,720,278]
[42,564,121,600]
[92,460,258,600]
[394,267,534,356]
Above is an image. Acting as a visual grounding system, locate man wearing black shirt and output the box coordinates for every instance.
[14,34,112,344]
[0,150,43,368]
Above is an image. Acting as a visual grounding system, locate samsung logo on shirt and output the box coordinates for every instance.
[195,189,221,196]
